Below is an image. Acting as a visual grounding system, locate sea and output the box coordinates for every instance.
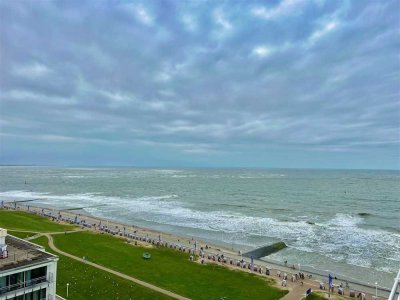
[0,166,399,288]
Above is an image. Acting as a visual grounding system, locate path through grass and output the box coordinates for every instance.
[54,231,287,300]
[31,236,172,300]
[2,211,287,300]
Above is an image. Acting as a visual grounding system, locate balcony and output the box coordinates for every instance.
[0,275,48,294]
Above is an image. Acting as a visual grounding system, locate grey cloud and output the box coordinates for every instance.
[0,0,398,168]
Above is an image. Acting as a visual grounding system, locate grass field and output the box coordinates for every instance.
[2,210,287,300]
[0,210,75,232]
[303,291,349,300]
[8,230,38,239]
[54,231,287,300]
[31,236,172,300]
[304,293,326,300]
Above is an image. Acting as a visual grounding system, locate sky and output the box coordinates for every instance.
[0,0,399,169]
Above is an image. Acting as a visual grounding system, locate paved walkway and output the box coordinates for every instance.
[7,206,387,300]
[44,234,190,300]
[282,285,309,300]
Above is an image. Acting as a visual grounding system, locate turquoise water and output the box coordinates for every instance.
[0,166,399,287]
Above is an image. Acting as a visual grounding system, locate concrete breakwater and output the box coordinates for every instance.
[243,242,287,259]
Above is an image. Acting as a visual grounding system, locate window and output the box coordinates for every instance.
[5,271,24,291]
[7,288,46,300]
[0,275,6,289]
[31,266,47,280]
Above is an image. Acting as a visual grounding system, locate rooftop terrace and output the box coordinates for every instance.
[0,235,57,272]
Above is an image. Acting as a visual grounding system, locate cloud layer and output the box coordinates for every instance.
[0,0,399,169]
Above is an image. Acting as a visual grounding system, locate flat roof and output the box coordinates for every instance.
[0,235,57,272]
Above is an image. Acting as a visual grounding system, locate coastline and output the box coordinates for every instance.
[2,201,392,299]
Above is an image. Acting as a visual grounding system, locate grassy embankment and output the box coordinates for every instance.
[1,210,171,299]
[32,236,172,300]
[303,292,349,300]
[0,210,75,232]
[8,230,37,239]
[53,232,286,300]
[1,210,288,300]
[304,294,326,300]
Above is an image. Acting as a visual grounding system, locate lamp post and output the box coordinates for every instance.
[67,283,70,298]
[375,282,378,299]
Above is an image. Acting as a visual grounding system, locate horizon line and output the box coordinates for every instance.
[0,164,399,172]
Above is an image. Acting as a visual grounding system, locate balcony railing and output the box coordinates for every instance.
[0,276,47,294]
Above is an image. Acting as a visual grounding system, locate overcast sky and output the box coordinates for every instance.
[0,0,399,169]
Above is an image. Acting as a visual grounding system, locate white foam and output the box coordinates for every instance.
[326,213,364,227]
[1,190,399,274]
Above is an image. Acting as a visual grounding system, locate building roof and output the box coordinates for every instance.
[0,235,58,272]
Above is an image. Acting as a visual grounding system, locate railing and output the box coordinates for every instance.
[0,276,47,294]
[388,269,400,300]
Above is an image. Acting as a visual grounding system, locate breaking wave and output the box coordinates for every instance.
[1,190,399,275]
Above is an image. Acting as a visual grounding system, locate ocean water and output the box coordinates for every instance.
[0,166,399,288]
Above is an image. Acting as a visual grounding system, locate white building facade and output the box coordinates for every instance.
[0,229,58,300]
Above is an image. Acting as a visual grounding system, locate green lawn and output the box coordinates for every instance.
[303,292,349,300]
[304,293,326,300]
[31,236,172,300]
[0,210,75,232]
[2,211,287,299]
[54,231,287,300]
[8,230,38,239]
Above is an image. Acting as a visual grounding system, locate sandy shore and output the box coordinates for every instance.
[3,202,392,300]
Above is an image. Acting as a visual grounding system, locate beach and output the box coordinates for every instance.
[1,167,399,286]
[2,202,393,300]
[0,167,398,294]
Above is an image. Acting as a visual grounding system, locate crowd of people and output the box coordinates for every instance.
[5,204,378,300]
[30,207,303,281]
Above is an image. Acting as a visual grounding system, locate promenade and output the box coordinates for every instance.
[3,202,392,300]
